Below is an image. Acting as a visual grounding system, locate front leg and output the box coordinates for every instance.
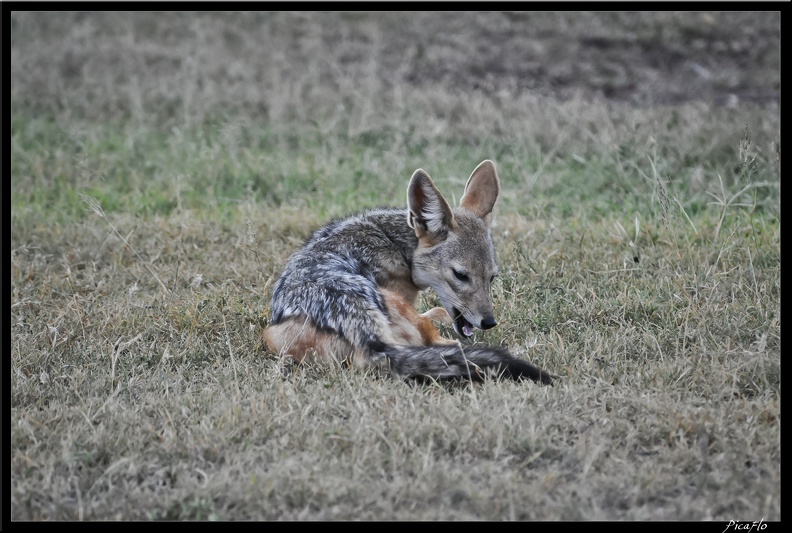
[380,289,460,347]
[421,307,461,347]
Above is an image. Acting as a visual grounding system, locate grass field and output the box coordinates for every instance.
[10,12,780,520]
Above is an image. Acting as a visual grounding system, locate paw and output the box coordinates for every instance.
[432,336,462,348]
[421,307,452,325]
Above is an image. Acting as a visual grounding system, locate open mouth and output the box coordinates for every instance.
[452,308,476,338]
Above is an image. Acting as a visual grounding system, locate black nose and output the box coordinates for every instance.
[480,316,497,330]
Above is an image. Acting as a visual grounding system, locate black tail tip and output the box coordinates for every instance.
[505,358,555,385]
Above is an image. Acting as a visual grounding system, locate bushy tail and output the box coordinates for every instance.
[377,343,554,385]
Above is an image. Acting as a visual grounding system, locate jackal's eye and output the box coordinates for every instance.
[452,269,469,282]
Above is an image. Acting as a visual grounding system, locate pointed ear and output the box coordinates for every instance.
[459,159,500,223]
[407,169,455,240]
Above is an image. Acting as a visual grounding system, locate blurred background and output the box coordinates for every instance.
[11,11,779,126]
[10,11,780,220]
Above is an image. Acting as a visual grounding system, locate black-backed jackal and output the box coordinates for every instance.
[265,160,553,384]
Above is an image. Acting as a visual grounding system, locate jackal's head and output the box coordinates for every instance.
[407,160,502,339]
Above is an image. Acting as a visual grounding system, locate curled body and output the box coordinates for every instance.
[265,160,553,384]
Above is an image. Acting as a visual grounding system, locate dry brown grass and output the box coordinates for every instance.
[10,11,780,521]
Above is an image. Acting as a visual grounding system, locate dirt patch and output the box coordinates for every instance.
[372,11,780,106]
